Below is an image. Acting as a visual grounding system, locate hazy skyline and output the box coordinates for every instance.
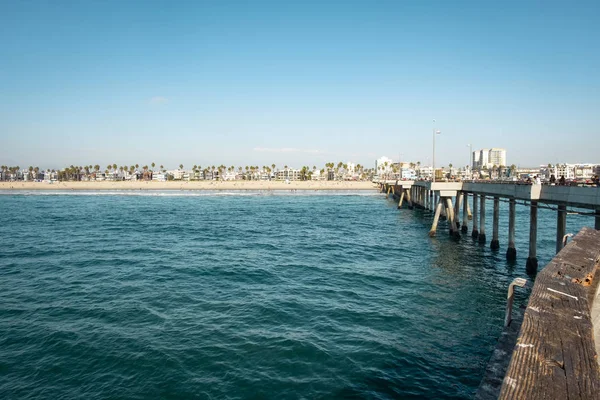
[1,1,599,169]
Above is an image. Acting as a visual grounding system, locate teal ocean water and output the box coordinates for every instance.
[0,191,593,399]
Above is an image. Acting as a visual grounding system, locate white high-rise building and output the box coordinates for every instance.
[473,148,507,170]
[472,151,480,169]
[488,148,507,168]
[479,149,490,168]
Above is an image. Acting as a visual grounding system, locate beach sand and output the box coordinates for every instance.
[0,180,377,191]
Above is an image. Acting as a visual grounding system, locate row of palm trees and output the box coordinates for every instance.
[1,162,373,181]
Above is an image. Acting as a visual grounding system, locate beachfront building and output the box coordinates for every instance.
[473,148,506,171]
[472,151,480,169]
[418,166,433,179]
[276,168,301,181]
[400,168,417,180]
[489,148,506,168]
[375,156,394,177]
[152,172,167,182]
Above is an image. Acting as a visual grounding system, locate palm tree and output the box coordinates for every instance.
[179,164,183,170]
[151,162,156,171]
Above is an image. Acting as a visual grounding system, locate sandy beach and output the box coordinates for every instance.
[0,180,377,191]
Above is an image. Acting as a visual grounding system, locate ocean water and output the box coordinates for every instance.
[0,191,594,399]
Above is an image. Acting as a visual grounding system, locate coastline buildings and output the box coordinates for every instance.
[540,163,600,180]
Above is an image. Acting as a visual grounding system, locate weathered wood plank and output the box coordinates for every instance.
[499,227,600,400]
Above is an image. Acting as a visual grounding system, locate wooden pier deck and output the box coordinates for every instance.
[477,227,600,399]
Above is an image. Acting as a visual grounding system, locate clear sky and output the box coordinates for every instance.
[1,0,598,170]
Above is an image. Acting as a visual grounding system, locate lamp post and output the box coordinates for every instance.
[467,143,472,179]
[432,120,441,182]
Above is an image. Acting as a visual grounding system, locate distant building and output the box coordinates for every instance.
[418,166,433,179]
[375,156,394,176]
[472,151,480,169]
[488,148,507,168]
[473,148,507,170]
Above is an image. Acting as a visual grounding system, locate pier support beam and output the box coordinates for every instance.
[429,199,443,237]
[556,204,566,254]
[446,197,461,239]
[472,193,479,238]
[397,191,405,209]
[596,209,600,230]
[491,197,500,250]
[461,192,469,233]
[478,195,487,244]
[406,188,413,209]
[430,191,434,212]
[526,201,538,274]
[454,195,461,230]
[506,199,517,261]
[467,198,472,220]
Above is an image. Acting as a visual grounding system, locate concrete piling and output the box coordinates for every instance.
[478,195,487,244]
[467,198,472,220]
[526,201,538,274]
[461,192,469,233]
[595,209,600,230]
[454,195,461,230]
[397,191,405,209]
[472,193,479,238]
[491,197,500,250]
[506,198,517,261]
[429,199,443,237]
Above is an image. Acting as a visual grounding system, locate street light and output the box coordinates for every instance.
[432,120,441,182]
[467,143,472,179]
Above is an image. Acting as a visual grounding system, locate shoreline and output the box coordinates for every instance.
[0,181,378,191]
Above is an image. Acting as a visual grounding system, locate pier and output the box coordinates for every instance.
[377,180,600,274]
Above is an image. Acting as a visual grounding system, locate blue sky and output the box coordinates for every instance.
[1,0,598,170]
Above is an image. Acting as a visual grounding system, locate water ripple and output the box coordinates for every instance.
[0,194,589,399]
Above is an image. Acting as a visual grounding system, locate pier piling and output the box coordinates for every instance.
[461,192,469,233]
[472,193,479,238]
[397,191,405,209]
[526,201,538,274]
[429,200,443,237]
[454,195,461,231]
[446,197,460,238]
[490,197,500,250]
[506,199,517,261]
[406,188,413,209]
[478,195,487,244]
[467,198,472,220]
[596,208,600,230]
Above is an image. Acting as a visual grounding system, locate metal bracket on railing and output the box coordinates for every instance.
[562,233,574,247]
[505,278,528,327]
